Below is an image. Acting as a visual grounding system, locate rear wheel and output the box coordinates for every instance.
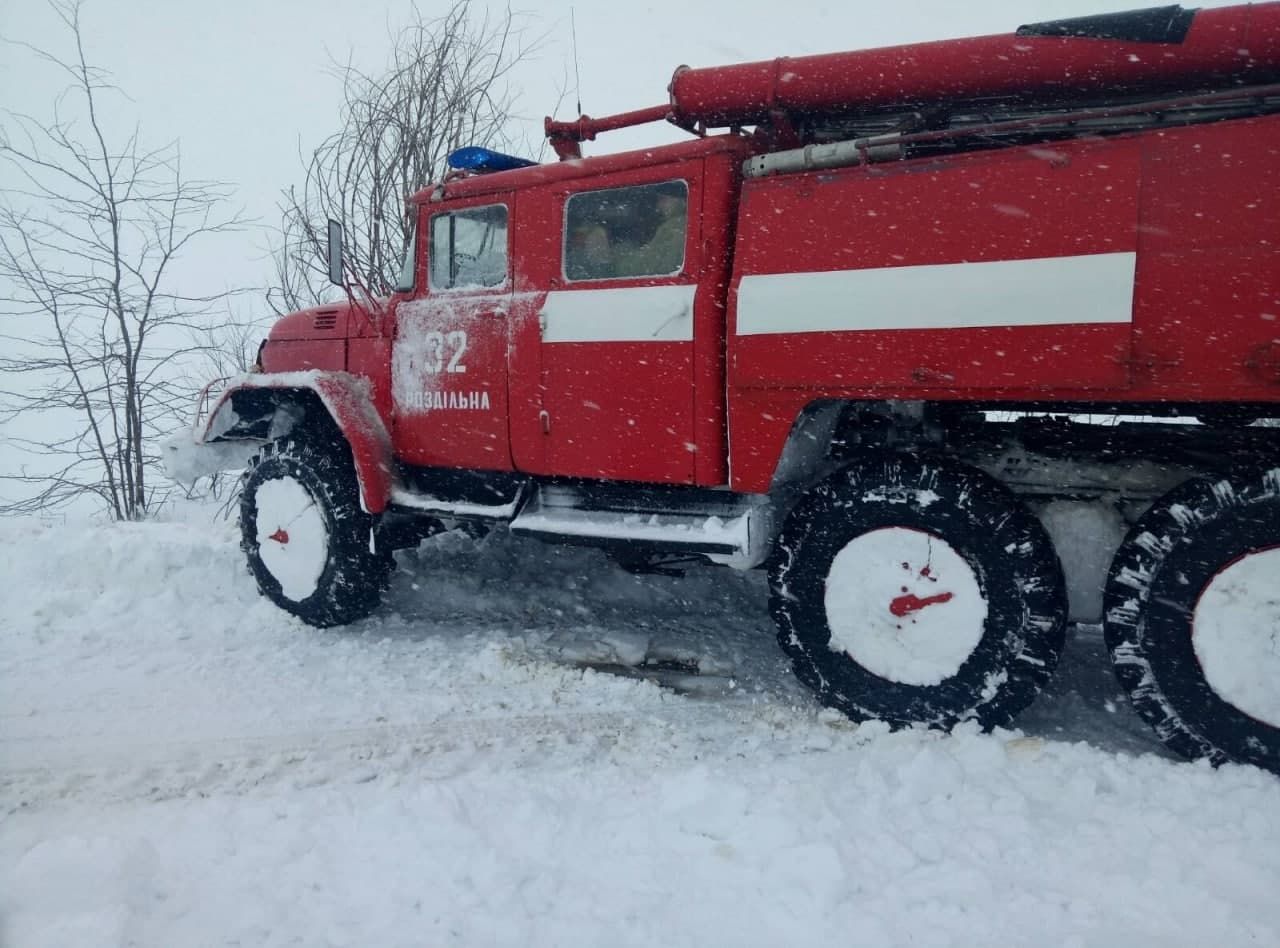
[770,454,1067,730]
[241,434,391,627]
[1104,467,1280,771]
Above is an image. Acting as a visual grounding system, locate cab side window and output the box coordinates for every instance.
[564,181,688,282]
[429,204,509,290]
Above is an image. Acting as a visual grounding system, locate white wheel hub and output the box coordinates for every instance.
[1192,545,1280,728]
[255,475,329,602]
[824,527,987,686]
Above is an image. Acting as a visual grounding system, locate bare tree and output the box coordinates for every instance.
[272,0,540,313]
[0,0,246,520]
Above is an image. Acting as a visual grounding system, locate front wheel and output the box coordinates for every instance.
[770,454,1067,731]
[240,435,391,627]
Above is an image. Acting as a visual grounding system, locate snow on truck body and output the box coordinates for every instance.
[179,4,1280,773]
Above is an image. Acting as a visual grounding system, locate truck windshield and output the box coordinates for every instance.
[394,229,416,292]
[429,204,509,290]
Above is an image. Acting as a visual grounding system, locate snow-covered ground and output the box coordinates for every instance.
[3,509,1279,947]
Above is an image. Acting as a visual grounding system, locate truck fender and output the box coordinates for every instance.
[197,370,394,514]
[767,401,845,491]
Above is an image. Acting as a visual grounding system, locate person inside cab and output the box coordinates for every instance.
[619,182,686,277]
[564,180,688,281]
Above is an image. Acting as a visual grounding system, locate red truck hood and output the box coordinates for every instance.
[269,302,365,341]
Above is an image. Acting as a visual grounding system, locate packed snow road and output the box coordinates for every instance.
[3,512,1279,946]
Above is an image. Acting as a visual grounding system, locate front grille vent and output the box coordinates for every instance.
[313,310,339,331]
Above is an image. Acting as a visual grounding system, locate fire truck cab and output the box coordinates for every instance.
[390,135,746,489]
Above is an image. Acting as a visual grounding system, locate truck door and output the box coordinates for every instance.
[391,197,514,471]
[530,171,705,484]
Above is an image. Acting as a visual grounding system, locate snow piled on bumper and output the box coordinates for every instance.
[161,429,259,484]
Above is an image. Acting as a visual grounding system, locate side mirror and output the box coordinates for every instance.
[326,219,344,287]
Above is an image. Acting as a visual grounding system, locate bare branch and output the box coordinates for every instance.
[270,0,541,309]
[0,0,251,520]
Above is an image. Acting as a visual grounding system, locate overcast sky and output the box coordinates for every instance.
[0,0,1244,306]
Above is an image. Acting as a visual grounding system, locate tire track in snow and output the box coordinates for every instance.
[2,698,807,811]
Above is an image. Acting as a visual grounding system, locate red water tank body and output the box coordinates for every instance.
[667,3,1280,126]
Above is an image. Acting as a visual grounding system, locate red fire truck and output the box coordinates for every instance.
[178,4,1280,771]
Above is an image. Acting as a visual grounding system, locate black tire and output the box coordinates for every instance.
[769,453,1067,730]
[240,434,391,627]
[1104,467,1280,771]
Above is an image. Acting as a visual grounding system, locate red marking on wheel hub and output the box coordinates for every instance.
[268,528,290,545]
[889,591,954,617]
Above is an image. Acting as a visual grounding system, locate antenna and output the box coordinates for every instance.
[571,6,582,117]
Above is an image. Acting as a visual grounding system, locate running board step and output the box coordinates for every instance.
[509,489,772,569]
[390,481,773,569]
[510,507,746,554]
[388,484,524,520]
